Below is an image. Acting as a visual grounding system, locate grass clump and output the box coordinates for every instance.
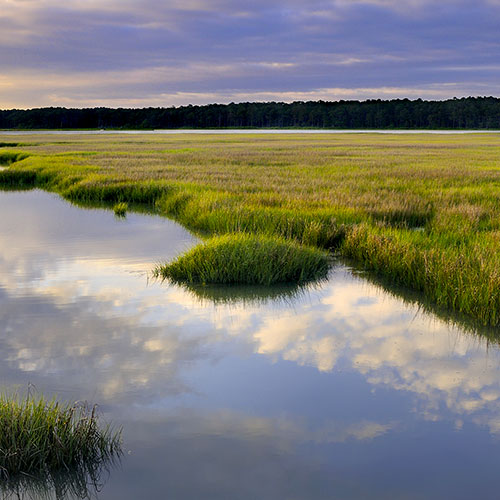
[0,393,121,479]
[154,233,330,285]
[113,202,128,216]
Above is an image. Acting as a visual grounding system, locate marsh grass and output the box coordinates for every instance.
[3,132,500,324]
[0,168,37,186]
[0,152,28,166]
[0,393,121,480]
[113,202,128,217]
[154,233,330,285]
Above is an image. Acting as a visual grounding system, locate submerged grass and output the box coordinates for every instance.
[154,233,330,285]
[3,132,500,324]
[0,393,121,479]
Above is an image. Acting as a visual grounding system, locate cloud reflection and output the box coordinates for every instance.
[1,190,500,440]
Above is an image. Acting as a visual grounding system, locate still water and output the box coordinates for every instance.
[1,129,499,135]
[2,190,500,499]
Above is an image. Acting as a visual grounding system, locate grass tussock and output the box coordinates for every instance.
[3,132,500,324]
[154,233,330,285]
[0,393,121,479]
[113,202,128,216]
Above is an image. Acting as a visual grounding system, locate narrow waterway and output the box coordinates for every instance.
[2,189,500,499]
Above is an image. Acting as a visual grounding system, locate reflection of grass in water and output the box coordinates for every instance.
[0,455,119,500]
[165,277,328,307]
[0,393,122,486]
[181,282,304,306]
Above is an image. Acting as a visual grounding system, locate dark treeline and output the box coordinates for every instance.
[1,97,500,129]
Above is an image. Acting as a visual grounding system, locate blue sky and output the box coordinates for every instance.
[1,0,500,108]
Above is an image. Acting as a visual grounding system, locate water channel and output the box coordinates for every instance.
[2,189,500,499]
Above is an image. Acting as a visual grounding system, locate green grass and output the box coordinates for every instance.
[2,132,500,324]
[0,151,28,166]
[0,393,121,479]
[154,233,330,285]
[113,202,128,216]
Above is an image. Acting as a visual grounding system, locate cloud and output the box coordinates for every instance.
[0,0,499,106]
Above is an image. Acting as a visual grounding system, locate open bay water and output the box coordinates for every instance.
[2,189,500,499]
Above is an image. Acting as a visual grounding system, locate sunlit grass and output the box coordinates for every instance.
[154,233,330,285]
[2,132,500,324]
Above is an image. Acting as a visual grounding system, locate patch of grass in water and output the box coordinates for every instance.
[0,393,121,480]
[154,233,330,286]
[113,202,128,217]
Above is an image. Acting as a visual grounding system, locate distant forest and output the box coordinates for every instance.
[2,97,500,130]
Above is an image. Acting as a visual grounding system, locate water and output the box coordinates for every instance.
[2,190,500,499]
[1,129,499,135]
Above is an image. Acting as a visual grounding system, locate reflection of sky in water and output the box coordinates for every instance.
[2,189,500,499]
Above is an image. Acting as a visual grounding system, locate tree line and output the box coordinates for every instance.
[1,97,500,129]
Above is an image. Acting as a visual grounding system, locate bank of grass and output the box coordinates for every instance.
[2,133,500,324]
[154,233,330,285]
[0,393,121,479]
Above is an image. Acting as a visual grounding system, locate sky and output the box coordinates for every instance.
[1,0,500,108]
